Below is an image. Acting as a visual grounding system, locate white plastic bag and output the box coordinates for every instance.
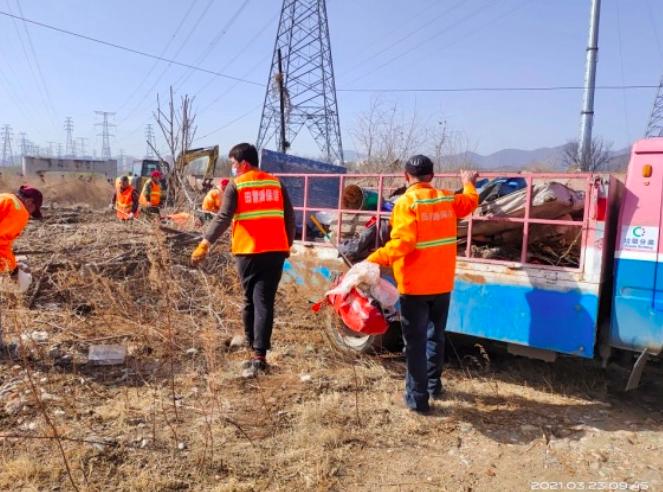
[325,261,380,298]
[325,261,399,308]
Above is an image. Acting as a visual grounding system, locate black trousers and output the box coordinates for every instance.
[235,252,287,354]
[399,293,451,411]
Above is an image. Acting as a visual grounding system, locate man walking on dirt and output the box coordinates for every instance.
[190,143,295,375]
[366,155,478,413]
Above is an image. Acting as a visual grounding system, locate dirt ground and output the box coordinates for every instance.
[0,186,662,491]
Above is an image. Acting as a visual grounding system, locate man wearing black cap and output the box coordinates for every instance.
[366,155,478,413]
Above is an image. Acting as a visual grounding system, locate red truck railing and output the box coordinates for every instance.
[276,172,597,273]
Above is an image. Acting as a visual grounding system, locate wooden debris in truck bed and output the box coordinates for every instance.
[458,181,584,239]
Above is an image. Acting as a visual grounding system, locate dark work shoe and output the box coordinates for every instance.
[240,355,268,378]
[402,394,430,414]
[429,388,446,401]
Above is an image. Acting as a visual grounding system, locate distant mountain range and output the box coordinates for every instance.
[443,144,630,171]
[343,144,630,171]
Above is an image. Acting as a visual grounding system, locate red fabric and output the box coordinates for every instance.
[324,277,388,336]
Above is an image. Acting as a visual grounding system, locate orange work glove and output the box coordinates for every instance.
[191,240,210,265]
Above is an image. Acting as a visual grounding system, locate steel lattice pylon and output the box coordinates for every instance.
[645,76,663,137]
[257,0,344,164]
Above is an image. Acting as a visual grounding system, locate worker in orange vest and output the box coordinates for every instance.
[111,176,139,221]
[201,177,230,218]
[0,185,43,274]
[366,155,479,413]
[140,170,164,215]
[191,143,295,375]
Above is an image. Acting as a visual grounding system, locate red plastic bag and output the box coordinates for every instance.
[313,276,388,335]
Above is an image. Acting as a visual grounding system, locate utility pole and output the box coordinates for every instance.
[1,125,14,166]
[577,0,601,169]
[257,0,344,164]
[64,117,75,157]
[95,111,116,160]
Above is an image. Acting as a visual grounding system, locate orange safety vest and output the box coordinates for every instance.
[231,169,289,254]
[0,193,30,272]
[115,186,138,220]
[202,188,222,213]
[140,181,161,207]
[367,182,478,295]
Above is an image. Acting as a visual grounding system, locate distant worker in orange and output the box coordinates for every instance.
[111,176,139,221]
[0,185,43,274]
[365,155,479,413]
[191,143,295,376]
[140,170,164,215]
[201,178,230,218]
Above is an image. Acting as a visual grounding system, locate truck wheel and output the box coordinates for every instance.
[325,310,402,353]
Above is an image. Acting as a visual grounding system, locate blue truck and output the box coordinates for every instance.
[274,139,663,390]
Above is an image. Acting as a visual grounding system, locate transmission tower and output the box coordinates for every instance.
[1,125,14,166]
[19,132,29,157]
[57,143,63,159]
[645,76,663,137]
[95,111,116,160]
[47,141,56,157]
[78,137,88,158]
[257,0,344,164]
[64,117,75,157]
[145,124,156,158]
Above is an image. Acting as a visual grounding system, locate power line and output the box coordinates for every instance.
[192,11,280,100]
[116,0,218,126]
[337,84,659,93]
[344,0,495,86]
[195,103,263,142]
[173,0,252,91]
[14,0,57,122]
[4,0,57,128]
[614,0,631,141]
[114,0,200,113]
[0,8,264,87]
[338,0,466,79]
[645,0,663,61]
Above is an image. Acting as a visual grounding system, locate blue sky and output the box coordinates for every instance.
[0,0,661,160]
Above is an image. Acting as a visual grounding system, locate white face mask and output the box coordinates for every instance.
[231,166,238,177]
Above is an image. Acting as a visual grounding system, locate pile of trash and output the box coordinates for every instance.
[459,180,585,267]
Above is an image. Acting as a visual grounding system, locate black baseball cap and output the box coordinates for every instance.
[405,154,434,177]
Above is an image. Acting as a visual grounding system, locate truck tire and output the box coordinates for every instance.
[324,309,403,354]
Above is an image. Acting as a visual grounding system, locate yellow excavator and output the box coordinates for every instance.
[178,145,219,192]
[131,145,220,194]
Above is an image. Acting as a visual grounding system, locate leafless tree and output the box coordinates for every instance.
[351,98,428,172]
[562,137,613,172]
[153,86,197,207]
